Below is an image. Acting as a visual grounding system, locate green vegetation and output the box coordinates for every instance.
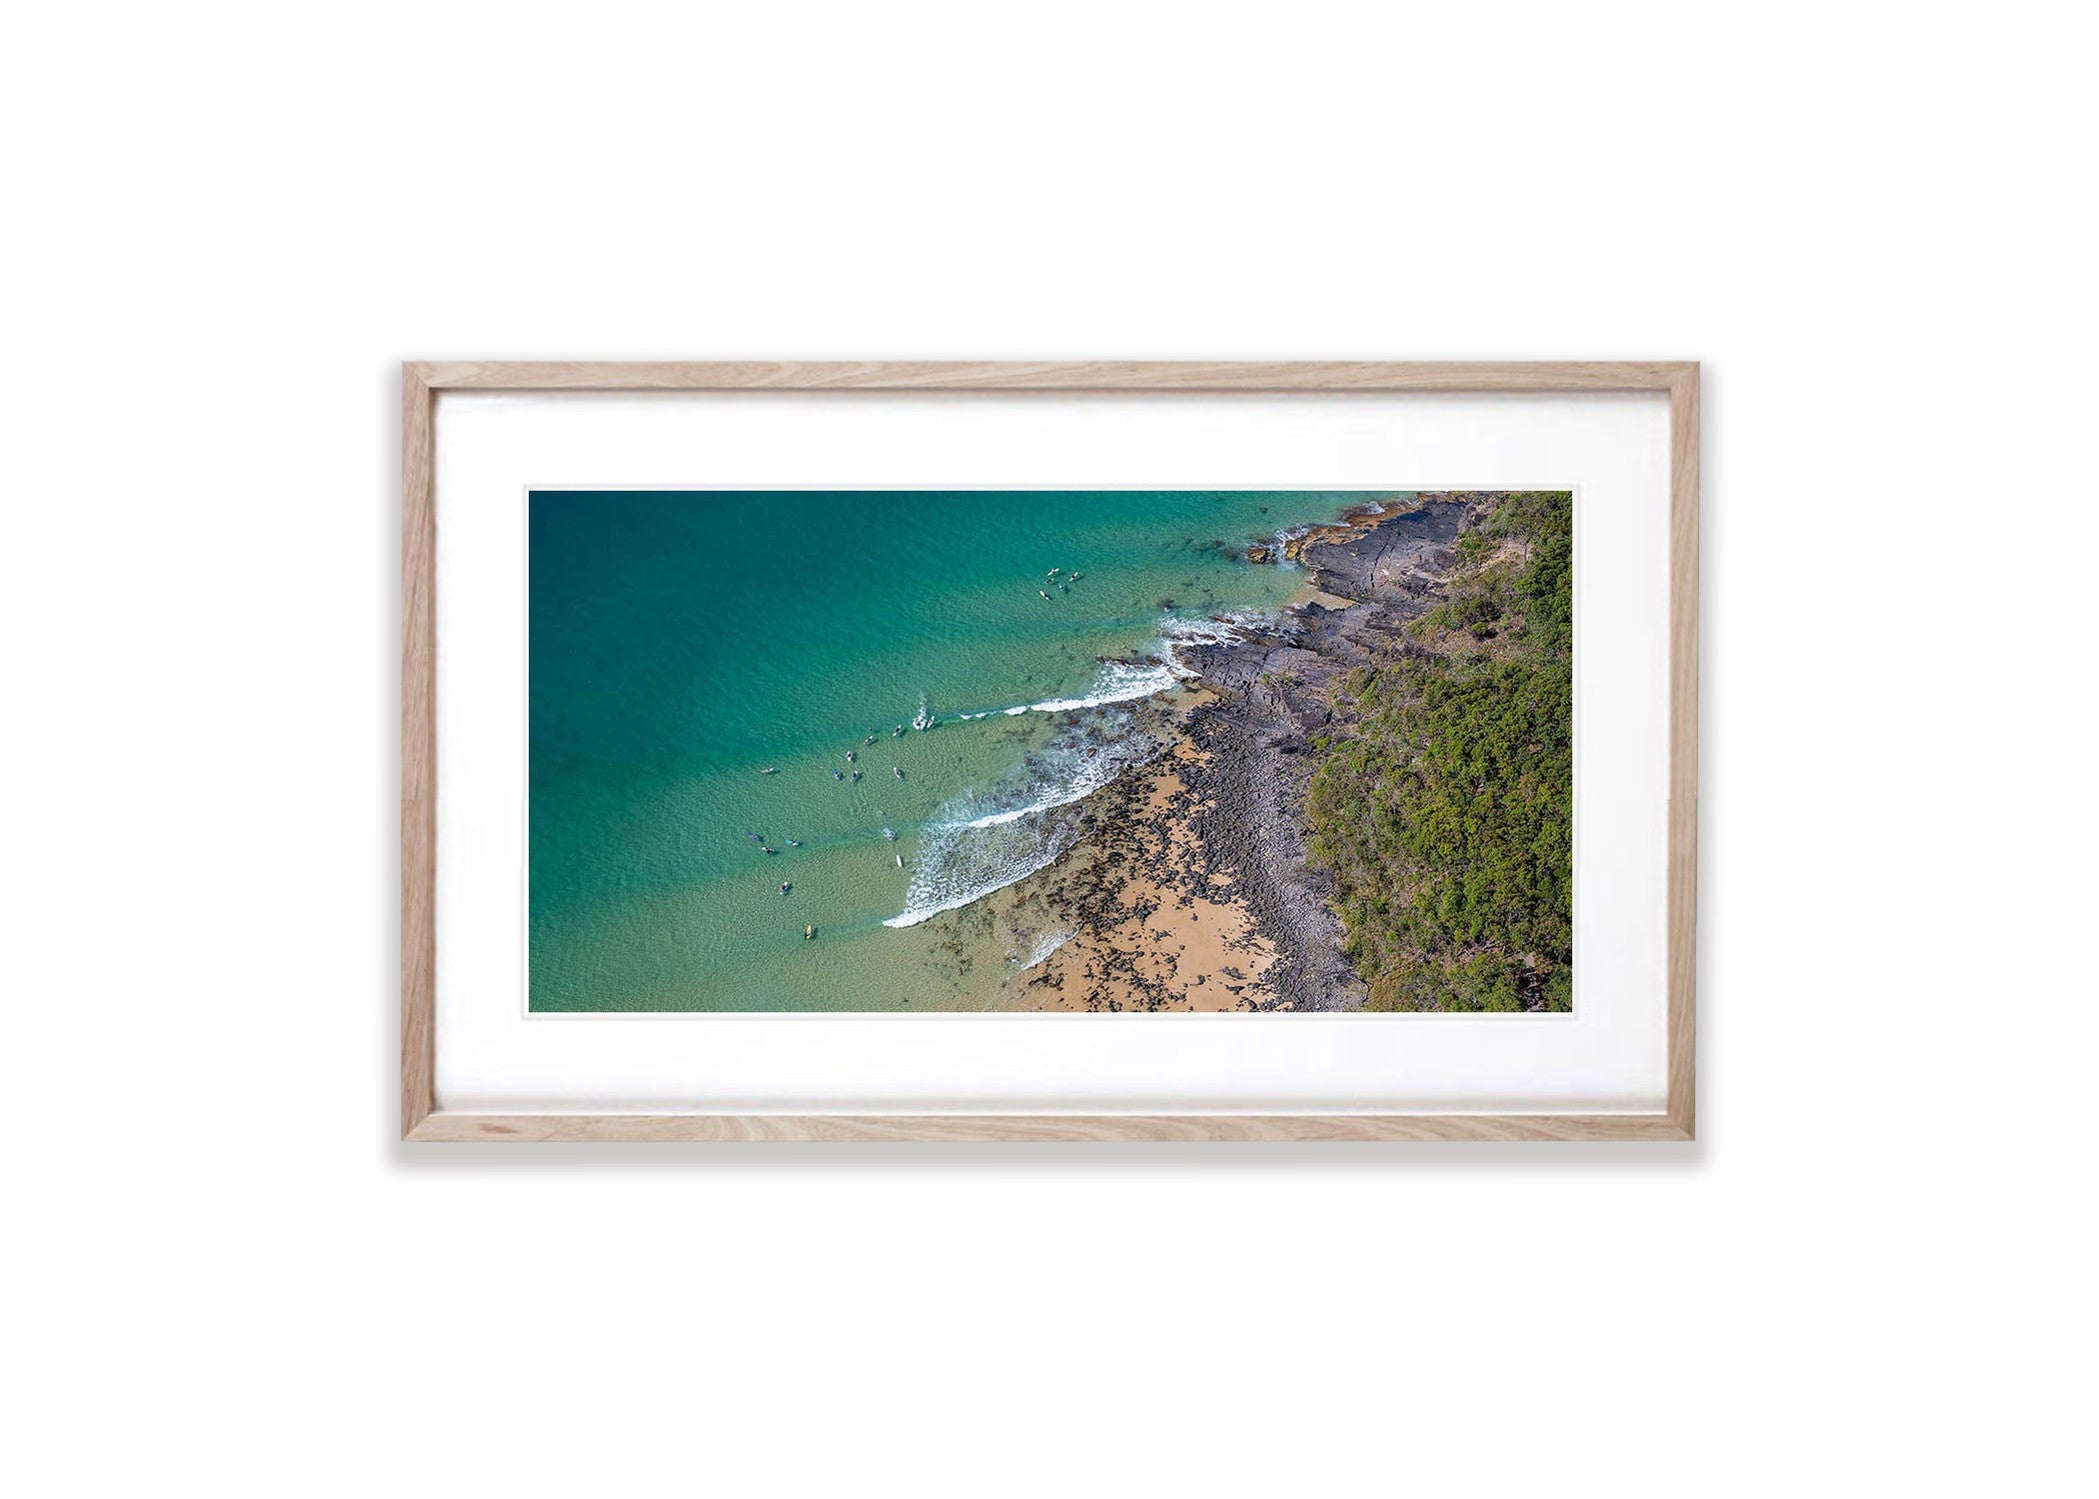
[1305,493,1573,1012]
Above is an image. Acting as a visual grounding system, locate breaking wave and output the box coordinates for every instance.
[1003,659,1180,716]
[916,617,1279,735]
[882,700,1171,928]
[1158,609,1286,656]
[1016,927,1075,970]
[936,663,1177,722]
[882,613,1285,930]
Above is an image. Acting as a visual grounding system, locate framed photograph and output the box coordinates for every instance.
[403,362,1697,1140]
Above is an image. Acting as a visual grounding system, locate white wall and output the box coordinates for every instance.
[8,4,2090,1496]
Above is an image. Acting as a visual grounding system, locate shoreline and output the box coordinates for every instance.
[942,491,1488,1012]
[978,740,1279,1012]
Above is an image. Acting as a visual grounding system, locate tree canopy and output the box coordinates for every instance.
[1305,492,1573,1012]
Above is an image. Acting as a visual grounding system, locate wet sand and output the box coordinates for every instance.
[983,741,1278,1011]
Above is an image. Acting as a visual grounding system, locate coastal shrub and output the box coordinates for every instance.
[1306,492,1573,1013]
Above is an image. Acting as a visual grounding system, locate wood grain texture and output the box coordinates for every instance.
[411,359,1691,393]
[400,367,436,1137]
[400,360,1700,1142]
[1666,366,1700,1138]
[406,1113,1692,1143]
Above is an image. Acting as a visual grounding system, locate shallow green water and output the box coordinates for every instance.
[528,489,1396,1011]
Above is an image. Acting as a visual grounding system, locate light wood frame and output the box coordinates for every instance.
[402,361,1699,1142]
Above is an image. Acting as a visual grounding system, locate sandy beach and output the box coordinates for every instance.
[984,740,1278,1011]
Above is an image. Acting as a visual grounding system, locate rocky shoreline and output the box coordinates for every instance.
[987,492,1489,1012]
[1172,493,1483,1009]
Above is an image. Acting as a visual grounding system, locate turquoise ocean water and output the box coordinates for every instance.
[529,490,1395,1011]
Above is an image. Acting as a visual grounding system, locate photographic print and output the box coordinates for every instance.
[528,489,1572,1014]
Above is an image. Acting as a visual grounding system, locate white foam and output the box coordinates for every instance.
[957,740,1133,829]
[1021,660,1179,714]
[964,657,1183,721]
[963,802,1052,830]
[1268,525,1312,567]
[1017,927,1075,970]
[880,623,1249,930]
[882,811,1088,928]
[883,702,1171,929]
[1155,609,1290,676]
